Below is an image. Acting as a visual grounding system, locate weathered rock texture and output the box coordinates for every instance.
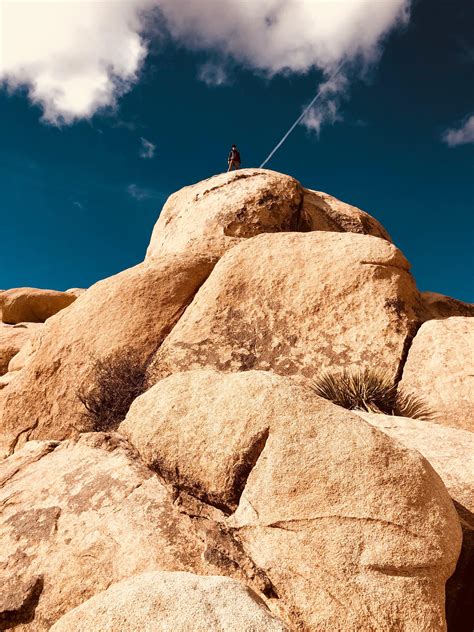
[356,412,474,511]
[146,169,392,263]
[0,323,41,376]
[421,291,474,320]
[0,434,267,630]
[121,370,283,512]
[0,287,76,324]
[357,412,474,632]
[50,571,288,632]
[147,232,424,385]
[0,169,471,631]
[399,317,474,431]
[0,253,214,456]
[7,338,35,373]
[303,188,392,241]
[121,369,461,631]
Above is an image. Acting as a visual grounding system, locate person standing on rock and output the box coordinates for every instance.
[227,144,241,171]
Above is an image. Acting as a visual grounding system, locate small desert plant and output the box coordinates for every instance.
[311,367,433,420]
[77,350,148,432]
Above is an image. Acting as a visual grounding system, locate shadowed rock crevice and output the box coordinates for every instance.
[144,427,270,515]
[142,260,219,388]
[421,291,474,321]
[0,576,44,630]
[393,320,423,386]
[227,427,270,511]
[446,501,474,632]
[190,513,279,599]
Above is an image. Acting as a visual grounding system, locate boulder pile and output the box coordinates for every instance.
[0,169,472,631]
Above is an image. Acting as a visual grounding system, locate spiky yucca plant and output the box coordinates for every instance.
[311,367,432,420]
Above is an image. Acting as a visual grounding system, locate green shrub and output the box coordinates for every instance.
[77,350,148,432]
[311,367,433,420]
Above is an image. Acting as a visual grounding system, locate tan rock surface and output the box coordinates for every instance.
[146,169,303,261]
[231,409,460,630]
[147,232,424,385]
[7,339,35,373]
[0,434,249,631]
[146,169,392,262]
[50,571,288,632]
[0,323,40,375]
[0,371,18,390]
[65,288,86,298]
[121,370,294,512]
[122,369,461,631]
[355,412,474,511]
[421,291,474,320]
[0,253,214,456]
[356,411,474,632]
[399,317,474,431]
[303,188,392,241]
[0,287,76,324]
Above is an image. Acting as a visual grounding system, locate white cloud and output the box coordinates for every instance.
[1,0,411,127]
[0,0,152,124]
[158,0,410,75]
[442,115,474,147]
[139,137,156,158]
[127,183,163,201]
[198,61,229,87]
[302,73,348,135]
[127,184,150,200]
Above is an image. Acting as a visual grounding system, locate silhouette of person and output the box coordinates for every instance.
[227,144,241,171]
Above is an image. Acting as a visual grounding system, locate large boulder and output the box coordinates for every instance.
[50,571,288,632]
[146,169,302,261]
[399,317,474,431]
[121,370,291,512]
[121,369,461,631]
[147,232,424,385]
[0,433,267,631]
[145,169,391,262]
[0,253,214,456]
[357,412,474,632]
[0,288,76,324]
[0,323,41,375]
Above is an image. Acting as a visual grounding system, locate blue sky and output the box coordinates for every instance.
[0,0,472,301]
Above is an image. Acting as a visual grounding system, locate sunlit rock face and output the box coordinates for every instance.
[0,169,471,631]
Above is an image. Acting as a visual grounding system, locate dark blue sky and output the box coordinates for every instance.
[1,0,472,301]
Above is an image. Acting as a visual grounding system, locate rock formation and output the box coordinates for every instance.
[0,323,41,376]
[0,287,76,324]
[399,317,473,432]
[50,571,289,631]
[0,253,214,456]
[146,169,392,263]
[356,412,474,632]
[0,168,472,631]
[146,231,424,384]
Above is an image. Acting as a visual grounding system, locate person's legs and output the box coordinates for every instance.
[228,161,238,171]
